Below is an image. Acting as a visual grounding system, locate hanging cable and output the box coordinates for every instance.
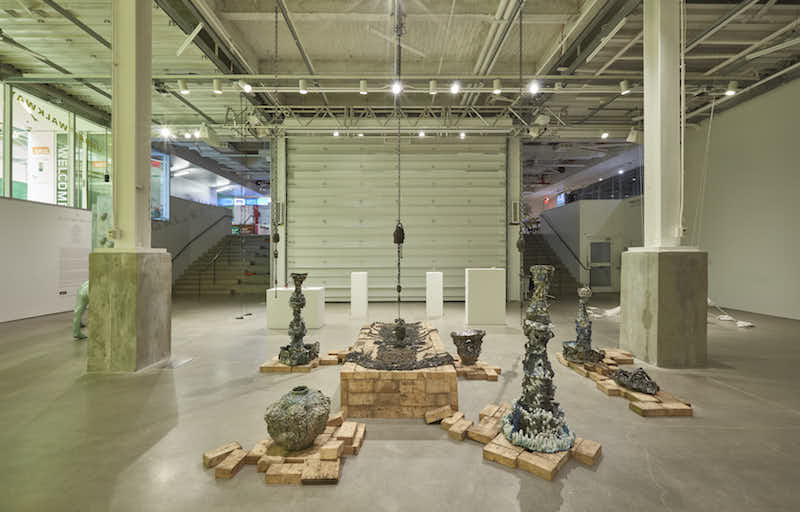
[271,4,280,298]
[393,0,405,319]
[679,0,687,240]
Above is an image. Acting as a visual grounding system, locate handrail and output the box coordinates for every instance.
[171,214,233,262]
[537,214,590,271]
[197,236,233,294]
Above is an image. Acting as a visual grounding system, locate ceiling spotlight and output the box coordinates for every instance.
[619,80,631,95]
[493,78,502,95]
[450,81,461,94]
[178,79,190,95]
[626,127,643,144]
[299,79,308,95]
[601,132,609,139]
[359,80,368,95]
[459,132,466,140]
[358,133,364,137]
[598,178,603,182]
[418,131,425,137]
[528,81,540,95]
[618,169,624,174]
[193,129,201,138]
[238,80,252,93]
[183,132,191,139]
[725,80,738,96]
[391,81,403,95]
[212,79,223,95]
[429,79,437,95]
[333,131,340,137]
[159,127,171,138]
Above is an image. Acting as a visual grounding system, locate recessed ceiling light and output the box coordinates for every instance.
[193,129,200,138]
[173,169,191,177]
[159,127,171,138]
[358,133,364,137]
[618,169,624,174]
[598,178,603,181]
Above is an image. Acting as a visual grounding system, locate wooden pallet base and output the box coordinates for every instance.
[453,356,502,381]
[203,412,364,485]
[259,356,320,373]
[556,350,694,417]
[435,403,601,481]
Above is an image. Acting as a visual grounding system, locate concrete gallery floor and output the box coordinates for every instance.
[0,295,798,511]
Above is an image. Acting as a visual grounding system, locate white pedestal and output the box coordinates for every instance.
[426,271,443,319]
[266,286,325,330]
[350,272,368,319]
[465,268,506,326]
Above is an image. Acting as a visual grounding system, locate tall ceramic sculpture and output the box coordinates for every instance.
[502,265,575,453]
[562,287,604,364]
[278,273,320,366]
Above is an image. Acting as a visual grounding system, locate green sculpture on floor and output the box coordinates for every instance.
[72,280,89,340]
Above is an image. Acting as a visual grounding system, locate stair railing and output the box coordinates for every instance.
[537,214,590,272]
[197,236,234,294]
[172,213,233,262]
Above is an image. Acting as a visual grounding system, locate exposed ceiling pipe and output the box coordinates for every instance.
[470,0,525,106]
[685,0,760,53]
[704,17,800,75]
[594,30,642,75]
[41,0,111,49]
[745,36,800,61]
[436,0,458,74]
[460,0,511,106]
[276,0,329,105]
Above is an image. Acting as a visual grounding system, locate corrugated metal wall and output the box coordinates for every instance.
[286,136,507,301]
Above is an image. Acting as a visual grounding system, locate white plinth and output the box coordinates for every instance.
[350,272,368,319]
[426,271,443,319]
[266,286,325,330]
[465,268,505,326]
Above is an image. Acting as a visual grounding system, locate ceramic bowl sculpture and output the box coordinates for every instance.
[264,386,330,451]
[450,329,486,366]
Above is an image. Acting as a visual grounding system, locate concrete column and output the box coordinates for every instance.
[619,0,707,368]
[272,134,288,287]
[506,136,522,302]
[88,0,171,372]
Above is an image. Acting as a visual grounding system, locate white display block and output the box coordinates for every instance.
[426,271,444,319]
[465,268,506,326]
[350,271,368,319]
[266,286,325,330]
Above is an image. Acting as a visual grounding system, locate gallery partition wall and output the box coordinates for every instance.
[283,136,508,301]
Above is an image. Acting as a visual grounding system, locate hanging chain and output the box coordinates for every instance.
[394,2,405,319]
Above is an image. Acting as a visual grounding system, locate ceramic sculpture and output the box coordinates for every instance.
[450,329,486,366]
[502,265,575,453]
[72,280,89,340]
[614,368,660,395]
[264,386,330,451]
[278,273,320,366]
[562,287,604,364]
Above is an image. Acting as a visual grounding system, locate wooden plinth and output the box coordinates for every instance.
[259,356,320,373]
[556,349,694,417]
[453,356,502,381]
[340,362,458,418]
[202,412,365,485]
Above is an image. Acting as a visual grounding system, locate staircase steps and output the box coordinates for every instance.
[522,233,581,301]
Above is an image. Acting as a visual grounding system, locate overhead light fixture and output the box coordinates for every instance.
[212,79,223,94]
[173,169,191,177]
[450,81,460,94]
[359,80,368,95]
[601,132,609,139]
[418,131,425,138]
[333,131,340,137]
[528,81,540,95]
[178,79,190,95]
[193,129,201,138]
[391,80,403,95]
[429,79,437,95]
[619,80,631,95]
[159,127,171,138]
[299,79,309,95]
[238,80,252,93]
[183,132,191,139]
[618,169,624,174]
[725,80,738,96]
[459,132,466,140]
[217,184,235,192]
[358,133,364,137]
[598,178,603,182]
[493,79,502,95]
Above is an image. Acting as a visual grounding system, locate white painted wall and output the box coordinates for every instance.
[540,202,580,279]
[170,175,218,205]
[151,197,232,283]
[683,79,800,320]
[0,198,91,323]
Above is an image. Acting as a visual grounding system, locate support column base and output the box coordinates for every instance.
[88,250,172,372]
[620,248,707,368]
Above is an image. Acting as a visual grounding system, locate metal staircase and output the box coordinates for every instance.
[173,235,270,297]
